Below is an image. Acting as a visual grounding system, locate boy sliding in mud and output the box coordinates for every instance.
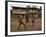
[31,14,38,27]
[17,15,26,30]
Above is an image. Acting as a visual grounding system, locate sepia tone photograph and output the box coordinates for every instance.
[10,6,42,32]
[7,2,45,35]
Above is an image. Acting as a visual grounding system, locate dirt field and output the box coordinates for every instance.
[10,14,42,32]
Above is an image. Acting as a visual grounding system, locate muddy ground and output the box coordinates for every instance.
[10,14,42,32]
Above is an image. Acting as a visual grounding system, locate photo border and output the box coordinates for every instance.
[5,1,45,36]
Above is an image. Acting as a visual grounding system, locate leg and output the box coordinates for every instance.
[31,15,34,27]
[22,23,26,31]
[23,23,25,28]
[17,22,22,30]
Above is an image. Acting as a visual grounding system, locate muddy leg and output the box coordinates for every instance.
[23,23,26,28]
[22,23,26,30]
[31,19,35,27]
[17,22,21,30]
